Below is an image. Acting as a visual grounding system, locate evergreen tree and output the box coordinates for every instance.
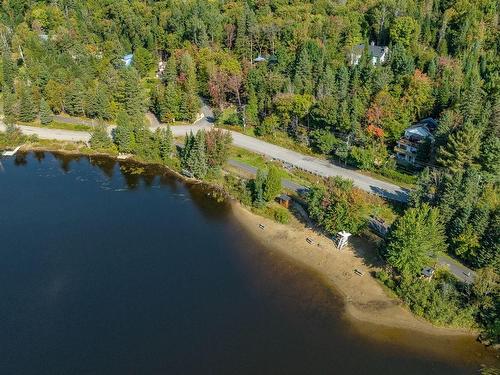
[117,68,144,118]
[2,50,15,93]
[113,110,135,153]
[18,85,37,122]
[163,56,177,84]
[437,122,481,173]
[164,82,182,121]
[2,91,17,124]
[133,47,155,77]
[386,204,446,280]
[157,126,173,162]
[181,131,196,169]
[188,130,208,179]
[252,168,266,207]
[234,5,250,57]
[65,79,85,116]
[86,85,111,119]
[390,43,415,79]
[293,47,313,95]
[477,209,500,268]
[409,168,433,207]
[39,98,53,125]
[90,124,113,150]
[264,165,282,202]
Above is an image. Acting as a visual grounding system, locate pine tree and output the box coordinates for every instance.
[188,130,208,179]
[337,66,350,100]
[117,68,144,118]
[18,85,37,122]
[264,165,282,202]
[90,124,113,150]
[390,43,415,79]
[180,132,194,166]
[293,47,313,95]
[157,126,173,162]
[86,85,111,119]
[65,79,85,116]
[252,168,266,207]
[2,50,15,93]
[113,110,135,153]
[2,91,17,124]
[437,122,481,173]
[133,47,155,77]
[39,98,53,125]
[409,167,433,207]
[163,56,177,84]
[477,209,500,268]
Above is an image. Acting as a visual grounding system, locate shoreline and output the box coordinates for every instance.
[11,147,481,338]
[230,202,477,338]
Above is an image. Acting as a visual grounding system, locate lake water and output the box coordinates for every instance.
[0,152,496,374]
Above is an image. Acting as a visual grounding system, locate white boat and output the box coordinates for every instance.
[2,146,21,156]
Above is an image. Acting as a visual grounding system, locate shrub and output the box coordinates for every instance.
[90,124,115,151]
[379,167,417,185]
[376,269,396,289]
[309,129,338,154]
[397,278,477,328]
[273,207,290,224]
[306,176,367,235]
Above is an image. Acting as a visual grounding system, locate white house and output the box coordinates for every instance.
[395,118,437,166]
[349,42,389,66]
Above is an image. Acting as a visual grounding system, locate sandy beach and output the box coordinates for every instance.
[231,202,476,338]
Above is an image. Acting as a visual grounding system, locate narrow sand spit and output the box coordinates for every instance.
[231,202,475,337]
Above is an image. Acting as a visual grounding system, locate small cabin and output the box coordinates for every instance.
[421,267,435,281]
[278,194,291,209]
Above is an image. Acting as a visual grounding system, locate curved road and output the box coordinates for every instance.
[1,106,408,202]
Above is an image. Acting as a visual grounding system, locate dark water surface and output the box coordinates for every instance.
[0,152,496,374]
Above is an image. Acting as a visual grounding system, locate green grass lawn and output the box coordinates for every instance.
[46,121,93,132]
[17,120,93,132]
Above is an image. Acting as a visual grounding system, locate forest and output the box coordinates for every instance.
[0,0,498,343]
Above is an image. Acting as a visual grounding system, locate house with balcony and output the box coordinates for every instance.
[395,118,437,166]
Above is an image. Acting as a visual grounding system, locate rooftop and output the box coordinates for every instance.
[278,194,291,201]
[421,267,435,278]
[254,55,267,63]
[352,43,388,59]
[122,54,133,66]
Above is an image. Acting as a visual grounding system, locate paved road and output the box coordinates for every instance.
[1,123,93,142]
[228,132,408,202]
[437,254,476,284]
[1,104,407,202]
[154,105,408,202]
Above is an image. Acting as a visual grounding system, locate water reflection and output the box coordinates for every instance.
[14,153,27,166]
[0,152,497,375]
